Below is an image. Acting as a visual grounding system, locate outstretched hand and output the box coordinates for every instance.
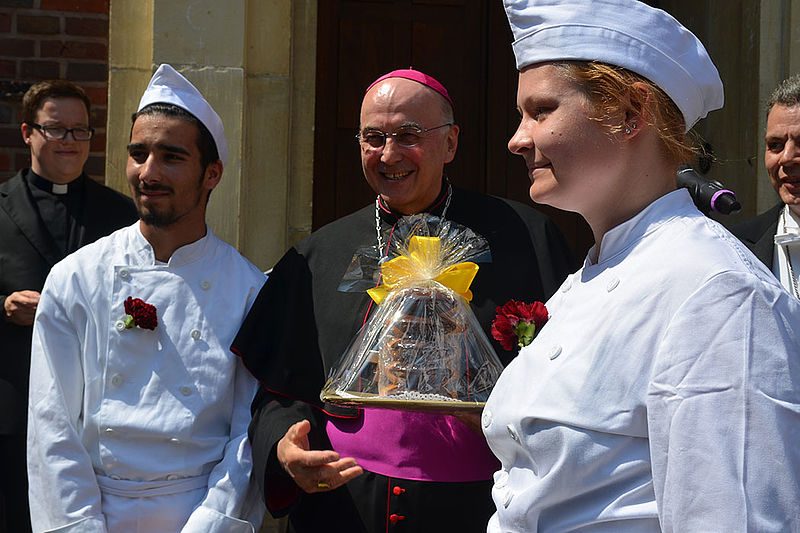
[276,419,363,493]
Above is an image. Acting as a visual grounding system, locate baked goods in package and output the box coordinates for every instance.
[321,215,504,411]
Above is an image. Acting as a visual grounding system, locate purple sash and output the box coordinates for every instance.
[326,408,498,482]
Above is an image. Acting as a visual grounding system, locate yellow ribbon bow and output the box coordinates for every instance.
[366,236,479,305]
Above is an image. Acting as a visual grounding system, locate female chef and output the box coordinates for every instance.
[482,1,800,532]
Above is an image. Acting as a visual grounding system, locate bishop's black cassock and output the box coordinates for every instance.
[233,184,575,533]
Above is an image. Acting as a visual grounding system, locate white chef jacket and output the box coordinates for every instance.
[27,223,267,533]
[483,189,800,533]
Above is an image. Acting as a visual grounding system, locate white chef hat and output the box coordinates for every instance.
[137,64,228,167]
[503,0,724,131]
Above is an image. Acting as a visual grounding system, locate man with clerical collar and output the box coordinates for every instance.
[732,75,800,299]
[27,65,266,532]
[0,80,137,533]
[231,69,575,532]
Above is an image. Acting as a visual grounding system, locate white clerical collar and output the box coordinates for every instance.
[29,170,78,195]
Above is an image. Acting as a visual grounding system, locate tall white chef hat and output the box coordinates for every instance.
[137,64,228,167]
[503,0,724,131]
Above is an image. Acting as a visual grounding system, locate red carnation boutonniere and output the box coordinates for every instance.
[491,299,548,351]
[122,296,158,330]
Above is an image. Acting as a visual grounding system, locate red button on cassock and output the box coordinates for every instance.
[389,514,406,524]
[392,486,406,495]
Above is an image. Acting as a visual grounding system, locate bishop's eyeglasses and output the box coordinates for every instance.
[26,122,95,142]
[355,123,452,149]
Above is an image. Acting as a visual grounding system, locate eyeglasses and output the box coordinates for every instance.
[26,122,94,141]
[355,123,453,149]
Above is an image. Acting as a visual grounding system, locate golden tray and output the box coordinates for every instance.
[321,390,485,413]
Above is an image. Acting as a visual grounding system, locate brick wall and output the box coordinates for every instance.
[0,0,109,183]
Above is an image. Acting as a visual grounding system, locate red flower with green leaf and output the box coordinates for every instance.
[123,297,158,330]
[491,299,548,351]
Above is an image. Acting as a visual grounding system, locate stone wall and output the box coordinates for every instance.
[0,0,109,183]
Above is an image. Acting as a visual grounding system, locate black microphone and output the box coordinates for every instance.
[676,166,741,215]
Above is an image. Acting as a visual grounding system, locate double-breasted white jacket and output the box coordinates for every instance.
[28,223,267,533]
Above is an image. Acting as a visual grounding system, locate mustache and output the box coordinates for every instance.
[136,183,173,194]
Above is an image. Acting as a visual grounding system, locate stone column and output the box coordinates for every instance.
[107,0,316,271]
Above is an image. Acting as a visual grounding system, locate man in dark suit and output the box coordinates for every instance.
[0,80,137,532]
[731,75,800,299]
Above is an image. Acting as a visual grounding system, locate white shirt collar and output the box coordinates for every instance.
[772,205,800,297]
[783,205,800,232]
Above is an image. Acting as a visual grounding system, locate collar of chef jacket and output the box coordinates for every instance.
[587,188,693,266]
[128,223,215,267]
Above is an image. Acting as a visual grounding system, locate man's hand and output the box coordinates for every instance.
[4,290,40,326]
[276,419,363,493]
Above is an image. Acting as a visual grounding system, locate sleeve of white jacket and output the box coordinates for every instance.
[180,354,264,533]
[27,276,109,533]
[647,270,800,533]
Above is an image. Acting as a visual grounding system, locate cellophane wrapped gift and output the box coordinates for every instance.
[321,215,504,412]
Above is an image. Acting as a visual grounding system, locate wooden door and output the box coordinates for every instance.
[313,0,594,259]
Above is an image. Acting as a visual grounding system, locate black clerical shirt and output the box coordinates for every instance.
[26,171,87,255]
